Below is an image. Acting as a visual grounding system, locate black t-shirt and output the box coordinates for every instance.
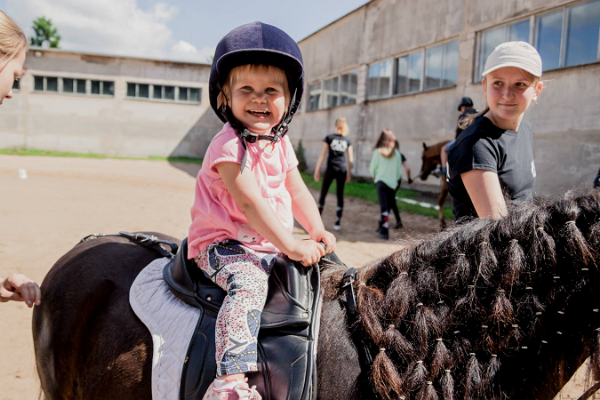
[447,116,536,221]
[324,134,352,172]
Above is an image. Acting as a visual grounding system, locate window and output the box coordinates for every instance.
[476,0,600,77]
[408,51,423,93]
[340,70,358,105]
[477,19,531,79]
[323,76,339,108]
[33,76,59,92]
[307,82,321,111]
[126,82,200,104]
[63,78,74,93]
[367,59,392,99]
[46,77,58,92]
[423,40,460,90]
[32,76,113,96]
[91,80,101,95]
[12,79,19,91]
[102,81,114,96]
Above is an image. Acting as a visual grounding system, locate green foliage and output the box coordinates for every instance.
[30,17,61,48]
[295,139,308,172]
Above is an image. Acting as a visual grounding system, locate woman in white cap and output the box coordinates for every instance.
[447,41,543,222]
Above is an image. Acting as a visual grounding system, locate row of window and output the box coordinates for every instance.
[477,0,600,79]
[306,70,358,111]
[34,76,115,96]
[305,0,600,111]
[368,39,459,100]
[26,76,202,105]
[126,83,201,104]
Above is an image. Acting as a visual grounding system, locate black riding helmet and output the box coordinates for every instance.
[457,96,473,111]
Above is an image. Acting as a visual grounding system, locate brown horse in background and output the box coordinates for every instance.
[32,190,600,400]
[419,141,450,229]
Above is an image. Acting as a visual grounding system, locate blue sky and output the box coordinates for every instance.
[1,0,369,62]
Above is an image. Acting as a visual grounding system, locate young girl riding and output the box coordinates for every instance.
[187,22,336,400]
[447,41,544,222]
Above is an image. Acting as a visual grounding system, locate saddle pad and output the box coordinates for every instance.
[130,257,200,400]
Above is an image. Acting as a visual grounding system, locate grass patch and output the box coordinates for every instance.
[302,172,453,220]
[0,148,203,164]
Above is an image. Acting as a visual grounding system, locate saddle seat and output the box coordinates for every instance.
[163,238,324,400]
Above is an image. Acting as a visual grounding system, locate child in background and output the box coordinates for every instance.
[370,129,404,240]
[447,41,544,221]
[314,117,354,230]
[187,22,336,400]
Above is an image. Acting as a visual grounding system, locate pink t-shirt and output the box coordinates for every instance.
[188,123,299,258]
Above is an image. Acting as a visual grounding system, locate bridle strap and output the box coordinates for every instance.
[341,268,374,366]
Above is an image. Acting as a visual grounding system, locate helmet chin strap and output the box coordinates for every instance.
[219,87,298,174]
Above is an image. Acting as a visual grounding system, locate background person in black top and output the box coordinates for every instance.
[447,41,544,221]
[314,117,353,230]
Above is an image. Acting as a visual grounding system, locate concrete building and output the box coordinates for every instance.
[0,47,222,158]
[293,0,600,197]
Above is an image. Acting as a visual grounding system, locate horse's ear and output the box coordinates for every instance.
[423,142,427,150]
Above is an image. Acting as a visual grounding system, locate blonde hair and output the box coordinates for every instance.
[216,64,290,110]
[335,117,349,136]
[460,71,541,130]
[0,10,27,69]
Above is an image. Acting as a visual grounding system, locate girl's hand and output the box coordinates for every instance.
[0,274,41,307]
[288,240,325,267]
[310,230,336,255]
[313,171,320,182]
[345,172,351,184]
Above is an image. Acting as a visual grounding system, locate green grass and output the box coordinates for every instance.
[302,172,453,220]
[0,148,203,164]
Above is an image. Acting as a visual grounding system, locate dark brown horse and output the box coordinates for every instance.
[34,190,600,400]
[419,141,450,230]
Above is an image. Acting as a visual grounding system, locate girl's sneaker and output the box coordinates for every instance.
[202,378,262,400]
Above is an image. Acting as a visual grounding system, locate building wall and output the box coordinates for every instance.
[0,49,223,158]
[294,0,600,197]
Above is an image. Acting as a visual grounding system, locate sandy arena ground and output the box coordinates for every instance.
[0,155,594,399]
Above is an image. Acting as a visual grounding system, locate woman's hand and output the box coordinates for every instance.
[0,274,41,307]
[346,171,351,184]
[287,240,326,267]
[313,171,320,182]
[310,229,336,255]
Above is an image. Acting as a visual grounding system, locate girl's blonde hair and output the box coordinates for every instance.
[374,129,397,158]
[216,64,290,111]
[460,71,541,130]
[335,117,349,136]
[0,10,27,69]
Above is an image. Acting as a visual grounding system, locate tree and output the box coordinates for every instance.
[295,139,308,172]
[30,17,61,48]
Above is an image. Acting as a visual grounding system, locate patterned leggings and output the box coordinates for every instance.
[195,241,277,376]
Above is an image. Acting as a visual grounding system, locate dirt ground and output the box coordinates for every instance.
[0,155,594,399]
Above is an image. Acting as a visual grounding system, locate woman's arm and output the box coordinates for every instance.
[461,169,507,220]
[313,143,328,182]
[286,167,336,254]
[402,160,413,184]
[346,145,354,183]
[0,274,41,307]
[216,162,324,266]
[370,151,378,180]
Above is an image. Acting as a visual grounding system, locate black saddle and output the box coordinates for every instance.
[163,238,324,400]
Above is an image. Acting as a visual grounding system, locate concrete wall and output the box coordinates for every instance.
[294,0,600,197]
[0,49,223,158]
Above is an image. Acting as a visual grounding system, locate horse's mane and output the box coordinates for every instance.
[321,189,600,400]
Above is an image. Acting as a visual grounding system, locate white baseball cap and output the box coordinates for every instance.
[482,41,543,78]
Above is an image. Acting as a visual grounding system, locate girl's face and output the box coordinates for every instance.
[229,68,287,135]
[0,50,25,105]
[483,66,543,130]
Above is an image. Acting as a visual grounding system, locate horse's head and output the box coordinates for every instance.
[419,142,444,180]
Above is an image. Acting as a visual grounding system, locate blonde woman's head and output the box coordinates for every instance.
[335,117,349,136]
[0,10,27,69]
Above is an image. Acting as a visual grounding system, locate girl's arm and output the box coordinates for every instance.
[461,169,507,220]
[285,167,336,254]
[402,160,412,184]
[313,143,328,182]
[0,274,41,307]
[216,162,324,266]
[346,145,354,183]
[370,151,378,180]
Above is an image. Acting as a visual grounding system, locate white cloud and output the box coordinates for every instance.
[5,0,207,63]
[171,40,214,63]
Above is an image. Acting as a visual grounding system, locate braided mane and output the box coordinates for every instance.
[321,190,600,400]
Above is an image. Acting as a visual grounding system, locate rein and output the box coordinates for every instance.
[341,268,374,367]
